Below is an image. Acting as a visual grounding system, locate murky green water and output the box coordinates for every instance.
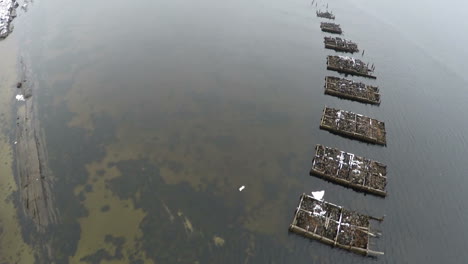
[2,0,468,263]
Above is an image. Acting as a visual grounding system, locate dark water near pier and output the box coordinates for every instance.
[5,0,468,262]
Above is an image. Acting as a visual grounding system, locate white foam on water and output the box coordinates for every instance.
[15,94,25,101]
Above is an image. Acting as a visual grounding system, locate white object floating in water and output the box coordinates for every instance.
[238,185,245,192]
[14,141,17,144]
[311,190,325,200]
[15,94,25,101]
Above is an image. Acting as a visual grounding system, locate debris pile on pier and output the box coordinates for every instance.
[316,10,335,20]
[289,194,384,256]
[327,55,376,79]
[0,0,18,38]
[324,76,380,104]
[324,37,359,53]
[320,107,386,145]
[310,145,387,196]
[320,22,342,34]
[288,2,388,257]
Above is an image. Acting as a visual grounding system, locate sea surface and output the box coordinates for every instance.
[1,0,468,263]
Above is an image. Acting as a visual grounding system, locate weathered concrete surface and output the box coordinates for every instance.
[15,58,58,232]
[0,0,18,38]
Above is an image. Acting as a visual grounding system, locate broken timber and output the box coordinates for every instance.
[324,37,359,53]
[320,22,342,34]
[289,193,384,256]
[15,57,58,232]
[310,145,387,197]
[316,10,335,20]
[324,76,380,105]
[320,107,386,145]
[327,55,376,79]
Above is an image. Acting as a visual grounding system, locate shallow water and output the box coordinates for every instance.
[2,0,468,262]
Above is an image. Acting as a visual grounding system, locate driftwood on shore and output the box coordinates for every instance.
[289,193,384,256]
[310,145,388,196]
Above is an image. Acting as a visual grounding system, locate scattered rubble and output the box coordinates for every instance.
[324,37,359,53]
[320,107,386,145]
[289,194,384,256]
[327,55,376,79]
[310,145,388,196]
[320,22,342,34]
[316,10,335,20]
[324,76,380,105]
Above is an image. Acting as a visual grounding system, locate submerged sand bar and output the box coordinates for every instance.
[289,193,384,256]
[324,76,380,105]
[310,145,387,196]
[320,107,386,145]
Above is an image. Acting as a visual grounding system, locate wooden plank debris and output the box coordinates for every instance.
[327,55,376,79]
[289,193,384,256]
[319,107,387,145]
[316,10,335,20]
[324,76,380,105]
[324,37,359,53]
[310,145,387,197]
[320,22,342,34]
